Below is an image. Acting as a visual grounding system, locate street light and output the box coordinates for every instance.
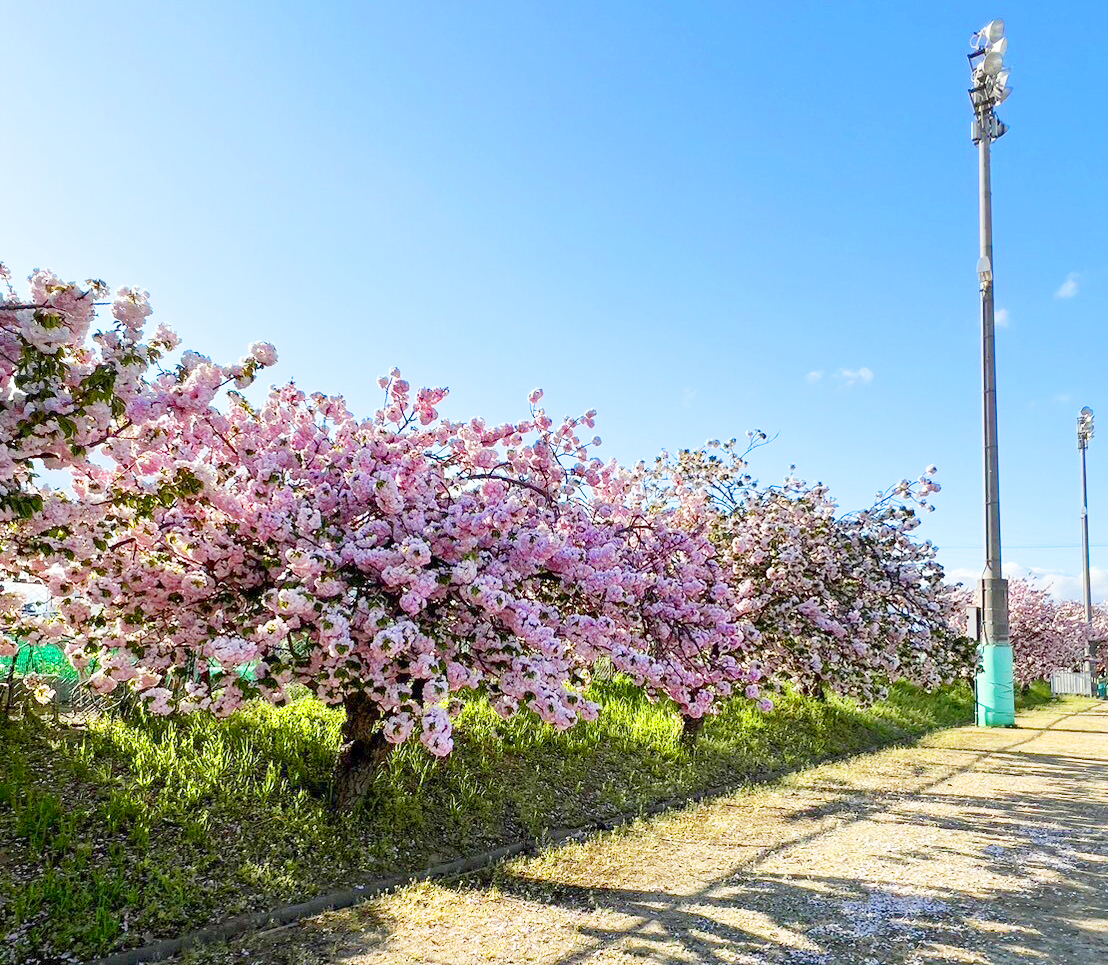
[968,19,1016,727]
[1079,407,1096,677]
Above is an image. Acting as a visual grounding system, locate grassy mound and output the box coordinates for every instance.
[0,679,1050,963]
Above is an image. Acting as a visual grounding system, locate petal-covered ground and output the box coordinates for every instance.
[180,696,1108,965]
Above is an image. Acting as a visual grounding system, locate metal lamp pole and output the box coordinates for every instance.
[1079,407,1095,677]
[969,20,1016,726]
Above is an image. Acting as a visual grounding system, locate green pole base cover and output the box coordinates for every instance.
[976,643,1016,727]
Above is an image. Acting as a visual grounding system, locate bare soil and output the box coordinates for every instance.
[181,697,1108,965]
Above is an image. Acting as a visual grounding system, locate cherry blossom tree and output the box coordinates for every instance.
[19,375,766,809]
[947,578,1108,688]
[651,441,976,706]
[1007,579,1091,686]
[1,261,979,809]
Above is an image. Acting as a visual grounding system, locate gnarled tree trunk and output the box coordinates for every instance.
[680,713,705,748]
[799,681,826,702]
[333,692,391,813]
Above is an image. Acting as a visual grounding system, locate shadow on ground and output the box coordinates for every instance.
[478,705,1108,965]
[181,702,1108,965]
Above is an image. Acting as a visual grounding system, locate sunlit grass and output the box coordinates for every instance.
[0,678,1048,963]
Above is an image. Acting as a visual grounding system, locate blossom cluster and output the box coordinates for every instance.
[0,264,275,524]
[942,578,1108,685]
[0,263,277,674]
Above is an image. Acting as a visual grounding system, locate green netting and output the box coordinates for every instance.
[0,641,257,686]
[0,640,79,680]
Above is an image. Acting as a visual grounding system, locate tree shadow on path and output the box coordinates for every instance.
[479,704,1108,965]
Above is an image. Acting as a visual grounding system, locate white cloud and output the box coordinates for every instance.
[946,563,1108,604]
[1004,562,1108,603]
[805,370,823,385]
[1054,272,1079,299]
[681,386,696,408]
[944,568,976,588]
[835,367,874,387]
[995,308,1009,328]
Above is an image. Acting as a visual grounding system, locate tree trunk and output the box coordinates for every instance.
[799,681,826,702]
[680,714,705,748]
[2,658,16,720]
[332,692,391,813]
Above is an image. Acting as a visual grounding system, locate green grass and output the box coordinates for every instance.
[0,678,1051,964]
[1016,679,1055,708]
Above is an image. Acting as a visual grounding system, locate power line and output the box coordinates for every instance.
[940,544,1108,550]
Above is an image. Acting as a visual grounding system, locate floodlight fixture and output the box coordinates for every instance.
[982,50,1005,75]
[982,19,1005,42]
[971,19,1005,48]
[1079,406,1095,446]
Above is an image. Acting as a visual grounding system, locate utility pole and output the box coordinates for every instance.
[1079,407,1095,678]
[969,20,1016,726]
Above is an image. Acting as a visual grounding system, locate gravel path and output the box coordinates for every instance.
[185,698,1108,965]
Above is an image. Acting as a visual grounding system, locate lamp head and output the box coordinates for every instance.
[982,19,1005,43]
[1079,407,1095,443]
[972,19,1005,48]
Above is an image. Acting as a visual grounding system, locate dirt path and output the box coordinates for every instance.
[186,698,1108,965]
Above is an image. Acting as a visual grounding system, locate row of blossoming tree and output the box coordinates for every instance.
[647,442,976,733]
[941,578,1107,688]
[1004,579,1107,686]
[0,263,984,810]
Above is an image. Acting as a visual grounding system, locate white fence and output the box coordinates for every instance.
[1050,670,1095,697]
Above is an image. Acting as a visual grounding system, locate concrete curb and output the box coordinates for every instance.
[85,842,529,965]
[84,774,766,965]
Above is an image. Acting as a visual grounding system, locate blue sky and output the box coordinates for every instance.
[3,1,1105,599]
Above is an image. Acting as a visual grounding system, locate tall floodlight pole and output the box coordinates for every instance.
[1079,407,1095,677]
[969,20,1016,726]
